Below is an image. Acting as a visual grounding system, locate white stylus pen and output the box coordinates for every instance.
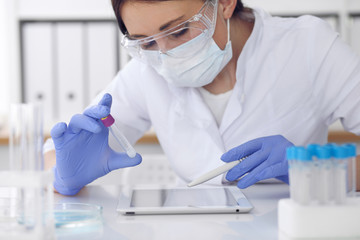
[187,158,244,187]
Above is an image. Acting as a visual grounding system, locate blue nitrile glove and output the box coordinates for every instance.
[221,135,293,189]
[51,93,142,195]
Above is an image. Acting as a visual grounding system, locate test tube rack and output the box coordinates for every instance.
[278,198,360,239]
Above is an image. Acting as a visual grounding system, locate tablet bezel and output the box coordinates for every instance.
[117,186,253,215]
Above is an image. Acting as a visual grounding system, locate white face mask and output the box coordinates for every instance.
[146,19,232,88]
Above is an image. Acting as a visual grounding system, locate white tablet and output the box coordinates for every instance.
[117,186,253,215]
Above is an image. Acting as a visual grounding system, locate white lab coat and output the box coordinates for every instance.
[55,8,360,185]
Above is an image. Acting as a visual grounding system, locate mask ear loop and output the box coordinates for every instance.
[227,18,231,42]
[228,17,245,103]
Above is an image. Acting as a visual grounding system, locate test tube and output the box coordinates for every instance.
[296,147,312,205]
[326,143,338,201]
[286,146,297,201]
[333,145,348,204]
[343,143,357,197]
[316,146,333,204]
[9,103,44,171]
[101,114,137,158]
[7,103,54,236]
[307,144,320,202]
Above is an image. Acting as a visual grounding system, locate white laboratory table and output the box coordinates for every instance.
[54,182,290,240]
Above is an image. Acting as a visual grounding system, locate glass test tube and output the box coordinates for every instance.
[101,114,137,158]
[6,103,54,237]
[9,103,44,171]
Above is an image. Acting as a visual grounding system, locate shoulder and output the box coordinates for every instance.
[109,58,173,105]
[118,58,156,81]
[255,6,331,30]
[251,8,339,64]
[258,9,338,41]
[110,58,167,91]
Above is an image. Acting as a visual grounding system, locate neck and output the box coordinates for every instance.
[203,16,254,95]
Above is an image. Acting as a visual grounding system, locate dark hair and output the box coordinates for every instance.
[111,0,244,34]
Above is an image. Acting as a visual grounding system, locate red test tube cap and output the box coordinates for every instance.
[101,114,115,127]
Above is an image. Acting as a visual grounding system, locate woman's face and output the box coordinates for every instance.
[120,0,228,51]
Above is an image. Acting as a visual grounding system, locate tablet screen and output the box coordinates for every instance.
[130,188,238,208]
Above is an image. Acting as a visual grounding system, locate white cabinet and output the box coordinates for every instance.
[22,22,55,122]
[87,22,118,102]
[350,16,360,55]
[56,23,85,121]
[21,20,119,124]
[321,16,339,32]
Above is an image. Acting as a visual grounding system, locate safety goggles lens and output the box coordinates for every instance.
[121,0,217,59]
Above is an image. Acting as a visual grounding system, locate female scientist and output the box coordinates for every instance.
[46,0,360,195]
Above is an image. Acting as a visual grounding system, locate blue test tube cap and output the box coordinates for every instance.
[316,145,331,160]
[307,144,320,158]
[286,146,296,160]
[296,147,311,161]
[342,143,357,157]
[324,143,338,147]
[333,145,348,159]
[324,143,337,157]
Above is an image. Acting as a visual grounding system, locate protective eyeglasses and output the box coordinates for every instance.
[121,0,218,59]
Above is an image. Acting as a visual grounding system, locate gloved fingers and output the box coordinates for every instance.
[261,161,289,184]
[221,138,263,162]
[260,161,288,179]
[236,161,287,188]
[53,166,82,196]
[97,93,112,108]
[108,152,142,171]
[68,114,103,134]
[83,105,110,120]
[236,160,271,188]
[237,175,260,189]
[51,122,68,145]
[51,122,67,139]
[225,149,269,182]
[276,175,289,184]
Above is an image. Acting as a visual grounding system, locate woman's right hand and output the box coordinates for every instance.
[51,93,142,195]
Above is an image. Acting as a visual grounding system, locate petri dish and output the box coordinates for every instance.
[53,203,103,229]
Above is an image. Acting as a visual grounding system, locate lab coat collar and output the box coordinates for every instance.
[169,85,212,129]
[166,8,265,144]
[219,8,263,135]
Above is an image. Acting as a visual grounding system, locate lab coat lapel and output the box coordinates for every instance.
[169,86,225,152]
[219,84,244,135]
[220,7,262,135]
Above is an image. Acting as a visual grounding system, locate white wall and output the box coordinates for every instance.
[17,0,114,20]
[0,0,118,124]
[0,0,23,130]
[0,0,11,126]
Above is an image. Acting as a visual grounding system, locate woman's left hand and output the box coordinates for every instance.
[221,135,294,189]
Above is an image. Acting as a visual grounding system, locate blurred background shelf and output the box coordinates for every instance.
[1,129,359,146]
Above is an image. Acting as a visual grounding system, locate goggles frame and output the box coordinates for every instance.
[121,0,218,57]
